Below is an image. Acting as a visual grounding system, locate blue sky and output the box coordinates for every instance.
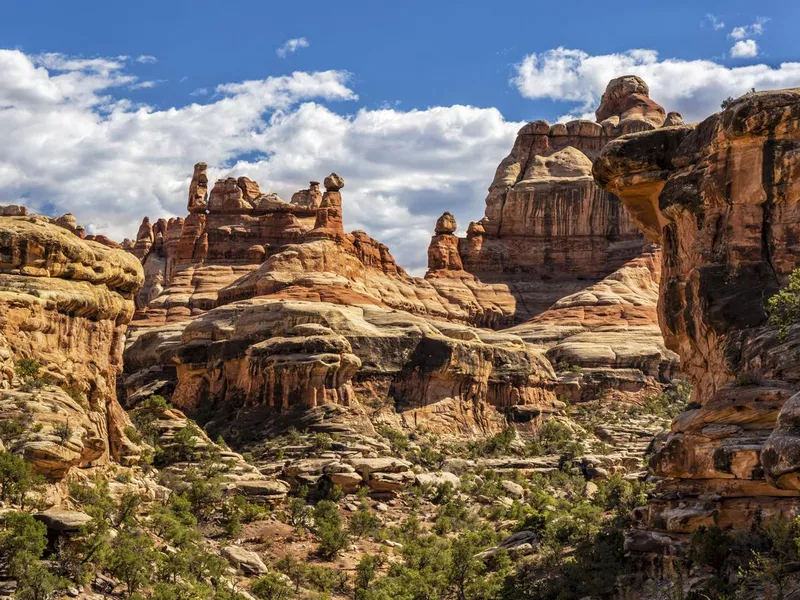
[1,0,800,272]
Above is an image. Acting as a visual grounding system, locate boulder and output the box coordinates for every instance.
[221,545,268,575]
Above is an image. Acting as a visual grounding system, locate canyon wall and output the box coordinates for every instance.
[125,77,685,431]
[444,76,684,319]
[594,88,800,560]
[125,175,559,437]
[0,208,144,478]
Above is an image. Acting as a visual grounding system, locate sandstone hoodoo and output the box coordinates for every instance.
[594,88,800,562]
[447,76,682,320]
[125,167,565,438]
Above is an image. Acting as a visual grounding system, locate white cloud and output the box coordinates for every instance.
[276,37,310,58]
[512,47,800,123]
[129,79,166,90]
[729,27,748,41]
[729,17,769,39]
[705,14,725,31]
[0,49,520,274]
[189,87,208,96]
[730,39,759,59]
[136,55,157,64]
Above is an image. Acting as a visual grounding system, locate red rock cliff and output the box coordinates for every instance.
[594,88,800,561]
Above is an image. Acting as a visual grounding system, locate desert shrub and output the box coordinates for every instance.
[53,420,73,445]
[163,424,202,464]
[285,486,313,531]
[642,379,691,419]
[527,419,585,457]
[349,507,381,539]
[15,358,47,389]
[143,394,170,410]
[150,498,200,548]
[468,426,517,458]
[0,410,34,450]
[68,477,115,520]
[1,511,66,599]
[311,432,333,452]
[61,385,87,406]
[434,496,475,534]
[0,511,47,573]
[768,268,800,340]
[377,425,410,452]
[0,451,43,507]
[410,442,445,469]
[107,528,158,597]
[251,572,294,600]
[14,359,40,380]
[688,525,733,590]
[313,500,350,558]
[220,495,268,537]
[354,554,380,598]
[178,467,225,521]
[592,475,649,516]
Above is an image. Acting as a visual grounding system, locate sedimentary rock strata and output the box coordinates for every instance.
[508,247,679,401]
[0,211,144,477]
[445,76,680,320]
[132,169,518,330]
[124,298,559,437]
[594,88,800,558]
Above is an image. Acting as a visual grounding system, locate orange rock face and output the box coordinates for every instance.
[594,88,800,559]
[429,76,683,321]
[507,247,679,402]
[0,213,144,478]
[125,170,562,436]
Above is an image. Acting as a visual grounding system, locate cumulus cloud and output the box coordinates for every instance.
[0,49,520,274]
[276,38,310,58]
[730,17,769,40]
[512,47,800,123]
[730,40,759,59]
[135,55,158,64]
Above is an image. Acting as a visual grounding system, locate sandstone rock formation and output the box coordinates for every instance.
[441,76,680,320]
[124,298,559,438]
[508,246,679,402]
[131,170,518,330]
[593,88,800,561]
[0,210,144,478]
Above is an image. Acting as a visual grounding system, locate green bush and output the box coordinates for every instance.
[768,268,800,340]
[314,500,350,558]
[642,379,691,419]
[1,511,66,599]
[349,507,381,539]
[0,451,42,507]
[107,528,158,597]
[53,420,73,445]
[251,572,294,600]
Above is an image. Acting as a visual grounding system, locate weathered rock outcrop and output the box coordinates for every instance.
[124,299,559,438]
[594,88,800,559]
[442,76,680,320]
[132,171,517,330]
[0,211,144,477]
[131,163,321,326]
[508,246,679,402]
